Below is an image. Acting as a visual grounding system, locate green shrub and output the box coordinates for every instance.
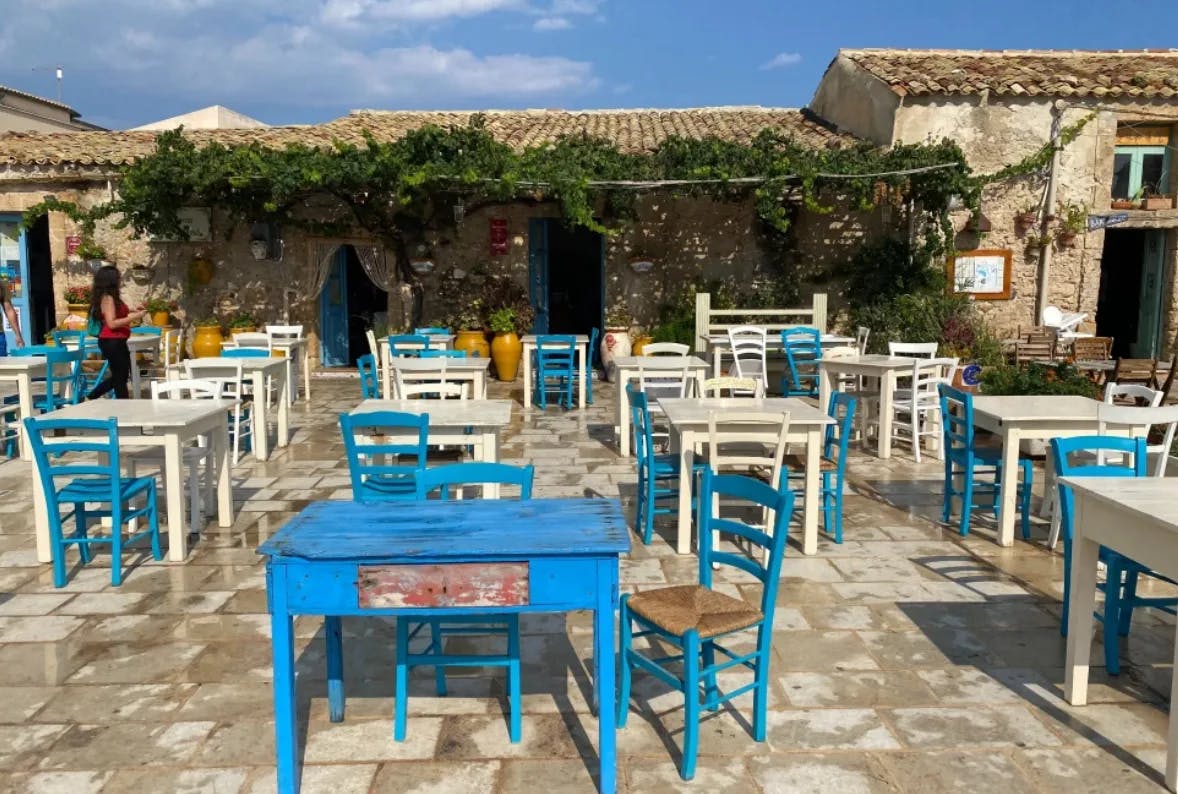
[980,362,1098,398]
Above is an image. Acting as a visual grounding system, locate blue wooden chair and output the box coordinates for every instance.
[391,462,536,742]
[414,327,451,336]
[130,326,163,336]
[1,406,18,458]
[220,348,270,358]
[356,354,379,398]
[781,327,822,397]
[628,383,701,544]
[387,334,430,358]
[1051,435,1175,675]
[418,349,467,359]
[24,416,162,587]
[533,335,576,409]
[48,331,106,395]
[9,348,85,412]
[938,384,1032,538]
[781,392,857,543]
[618,469,794,780]
[339,411,429,502]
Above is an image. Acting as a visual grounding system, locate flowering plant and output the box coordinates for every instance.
[63,285,91,304]
[144,296,178,313]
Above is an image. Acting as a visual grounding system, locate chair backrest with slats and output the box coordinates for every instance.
[1104,382,1163,407]
[398,382,468,400]
[419,349,467,359]
[1112,358,1157,387]
[1072,336,1112,361]
[151,379,221,401]
[24,416,124,508]
[416,462,534,501]
[889,341,938,358]
[394,363,466,399]
[339,411,429,502]
[781,326,822,396]
[357,354,379,399]
[642,342,689,356]
[910,357,959,408]
[221,348,270,359]
[727,326,767,381]
[939,384,976,459]
[824,392,858,461]
[229,332,270,350]
[365,329,381,364]
[1097,402,1178,477]
[1051,435,1146,544]
[387,334,430,358]
[706,409,789,488]
[14,347,85,406]
[638,362,689,403]
[184,359,246,400]
[413,327,450,336]
[265,325,304,341]
[700,377,762,398]
[855,326,870,355]
[535,335,576,376]
[626,383,657,469]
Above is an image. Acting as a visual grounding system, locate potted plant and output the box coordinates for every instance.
[1056,201,1087,246]
[1014,204,1038,228]
[981,362,1098,454]
[192,316,224,358]
[488,307,522,381]
[144,296,178,327]
[450,299,490,359]
[601,307,633,379]
[631,325,652,356]
[1141,188,1175,210]
[228,311,257,335]
[74,239,109,270]
[61,285,92,330]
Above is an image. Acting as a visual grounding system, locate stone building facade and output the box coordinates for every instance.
[811,48,1178,357]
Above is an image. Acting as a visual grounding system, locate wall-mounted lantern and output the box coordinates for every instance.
[248,222,282,261]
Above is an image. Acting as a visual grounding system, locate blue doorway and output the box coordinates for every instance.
[527,219,604,336]
[319,248,349,367]
[319,245,389,367]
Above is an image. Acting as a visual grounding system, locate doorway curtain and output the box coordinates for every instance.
[297,240,395,302]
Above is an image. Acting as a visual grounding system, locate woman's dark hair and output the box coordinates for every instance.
[89,265,120,322]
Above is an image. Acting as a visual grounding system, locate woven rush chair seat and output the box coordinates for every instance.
[627,584,763,638]
[782,453,838,472]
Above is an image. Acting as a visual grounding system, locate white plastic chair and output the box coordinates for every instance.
[184,359,254,465]
[727,326,768,393]
[888,342,938,358]
[700,377,763,398]
[642,342,690,356]
[856,326,870,355]
[890,357,957,462]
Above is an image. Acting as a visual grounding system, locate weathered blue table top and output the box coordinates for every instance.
[258,498,631,562]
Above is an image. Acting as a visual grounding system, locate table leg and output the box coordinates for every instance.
[381,346,391,399]
[676,429,695,554]
[213,419,233,529]
[303,345,312,403]
[277,371,290,449]
[32,453,52,563]
[617,371,631,457]
[131,354,142,398]
[325,615,345,722]
[18,372,33,461]
[269,568,301,794]
[523,343,533,409]
[164,433,187,562]
[578,343,587,409]
[253,371,271,461]
[284,356,294,407]
[1064,529,1099,707]
[817,366,833,418]
[483,431,500,499]
[878,371,896,459]
[475,371,486,400]
[996,427,1022,547]
[802,428,821,555]
[594,560,618,794]
[711,348,721,379]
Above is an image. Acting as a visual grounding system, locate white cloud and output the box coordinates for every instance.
[533,16,571,30]
[320,0,524,28]
[760,52,802,70]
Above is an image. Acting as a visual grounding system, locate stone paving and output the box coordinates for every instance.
[0,376,1173,792]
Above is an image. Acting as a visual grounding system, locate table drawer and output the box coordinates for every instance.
[358,562,529,608]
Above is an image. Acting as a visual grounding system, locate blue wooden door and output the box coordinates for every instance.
[0,217,29,351]
[1133,230,1166,358]
[319,248,349,366]
[528,218,549,334]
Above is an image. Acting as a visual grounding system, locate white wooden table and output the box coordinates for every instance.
[386,358,491,400]
[377,335,456,399]
[0,356,45,460]
[1062,477,1178,790]
[613,355,709,457]
[970,395,1141,547]
[30,399,235,563]
[350,398,512,495]
[185,357,290,460]
[707,333,855,380]
[818,355,920,459]
[522,334,590,409]
[658,397,833,556]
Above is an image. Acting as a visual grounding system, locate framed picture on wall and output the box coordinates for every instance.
[946,249,1012,300]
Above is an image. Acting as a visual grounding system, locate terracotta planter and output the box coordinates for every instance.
[491,331,521,381]
[1142,195,1174,210]
[193,325,224,359]
[601,328,632,382]
[150,311,171,327]
[63,304,89,331]
[631,335,652,357]
[1110,199,1135,210]
[1057,231,1077,247]
[454,329,491,359]
[1014,212,1037,226]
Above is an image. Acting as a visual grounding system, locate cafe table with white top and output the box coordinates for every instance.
[385,357,491,400]
[521,334,590,410]
[707,332,855,379]
[818,354,922,459]
[0,356,46,459]
[613,355,709,456]
[183,357,291,460]
[658,397,833,555]
[1062,477,1178,790]
[30,399,235,563]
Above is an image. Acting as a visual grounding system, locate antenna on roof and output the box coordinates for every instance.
[31,64,63,103]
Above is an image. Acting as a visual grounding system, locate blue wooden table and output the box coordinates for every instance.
[259,497,630,794]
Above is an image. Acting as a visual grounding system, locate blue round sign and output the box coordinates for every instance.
[962,363,982,386]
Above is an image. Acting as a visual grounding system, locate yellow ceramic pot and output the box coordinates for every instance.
[192,325,224,359]
[64,304,89,331]
[454,329,491,359]
[150,311,171,327]
[491,332,522,381]
[631,335,652,356]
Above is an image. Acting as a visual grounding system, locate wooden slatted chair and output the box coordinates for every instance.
[1111,358,1158,389]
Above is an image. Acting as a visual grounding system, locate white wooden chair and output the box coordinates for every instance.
[727,326,768,393]
[142,328,184,384]
[228,331,270,350]
[1105,382,1163,407]
[827,344,878,437]
[184,359,254,465]
[890,357,957,462]
[398,382,469,400]
[640,362,691,446]
[266,324,305,404]
[856,326,870,355]
[642,342,690,356]
[394,363,467,401]
[365,329,385,388]
[700,376,763,398]
[706,410,790,563]
[1098,402,1178,478]
[888,341,938,358]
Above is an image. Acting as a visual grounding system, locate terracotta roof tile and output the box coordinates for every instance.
[0,107,852,169]
[840,48,1178,98]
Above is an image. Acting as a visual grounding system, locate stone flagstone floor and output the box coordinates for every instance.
[0,376,1174,793]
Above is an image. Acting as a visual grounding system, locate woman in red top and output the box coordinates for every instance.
[86,265,145,400]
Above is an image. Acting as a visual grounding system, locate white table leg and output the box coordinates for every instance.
[1064,529,1099,706]
[802,427,821,555]
[213,419,233,528]
[276,370,290,449]
[284,356,294,406]
[578,343,587,409]
[475,371,486,400]
[302,344,311,402]
[253,371,271,461]
[17,372,33,460]
[381,346,392,399]
[818,365,833,417]
[617,370,631,457]
[164,433,187,562]
[522,343,534,409]
[711,348,722,379]
[130,358,142,398]
[484,431,500,499]
[32,456,51,562]
[996,427,1022,546]
[676,428,695,554]
[878,371,896,459]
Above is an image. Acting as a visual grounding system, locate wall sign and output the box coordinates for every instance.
[65,235,82,256]
[946,249,1012,301]
[489,218,509,255]
[1086,212,1129,232]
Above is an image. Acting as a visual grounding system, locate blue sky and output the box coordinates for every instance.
[2,0,1177,130]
